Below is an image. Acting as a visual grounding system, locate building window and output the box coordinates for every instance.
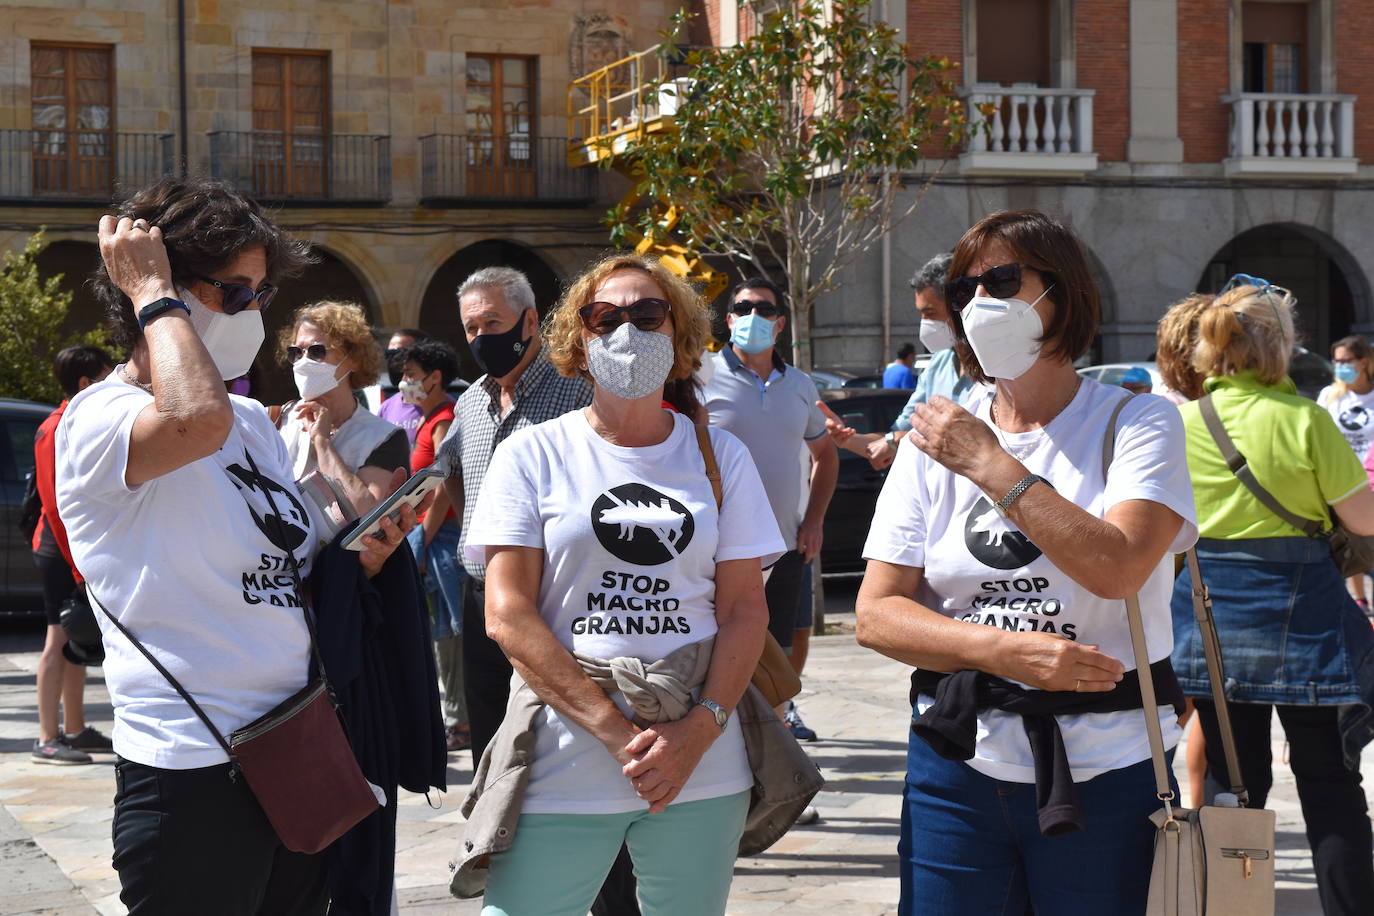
[975,0,1050,86]
[465,55,536,196]
[30,43,114,198]
[252,50,329,197]
[1242,1,1307,93]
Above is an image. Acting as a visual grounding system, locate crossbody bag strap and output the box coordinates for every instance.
[85,587,239,769]
[694,424,723,510]
[1196,394,1325,537]
[1184,547,1248,803]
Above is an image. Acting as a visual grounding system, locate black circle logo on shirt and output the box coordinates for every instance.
[226,461,310,554]
[1340,405,1369,431]
[591,483,695,566]
[963,496,1043,570]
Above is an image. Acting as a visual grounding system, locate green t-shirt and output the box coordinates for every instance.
[1181,371,1367,539]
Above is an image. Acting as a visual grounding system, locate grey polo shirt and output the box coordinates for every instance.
[702,346,826,550]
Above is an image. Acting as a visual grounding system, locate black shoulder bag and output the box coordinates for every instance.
[89,450,378,854]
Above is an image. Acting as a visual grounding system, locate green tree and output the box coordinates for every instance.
[607,0,969,369]
[0,231,111,403]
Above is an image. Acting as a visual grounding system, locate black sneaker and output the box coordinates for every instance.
[64,726,114,753]
[784,702,818,742]
[32,738,92,766]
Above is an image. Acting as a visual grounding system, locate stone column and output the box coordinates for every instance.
[1127,0,1183,162]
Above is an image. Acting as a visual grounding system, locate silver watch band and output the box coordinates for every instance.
[995,473,1048,514]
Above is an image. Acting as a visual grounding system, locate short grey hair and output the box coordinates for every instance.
[909,252,952,298]
[457,266,537,316]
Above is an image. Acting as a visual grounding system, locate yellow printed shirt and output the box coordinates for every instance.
[1181,371,1368,540]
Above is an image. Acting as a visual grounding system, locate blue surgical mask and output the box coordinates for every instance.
[1336,364,1359,384]
[731,313,777,354]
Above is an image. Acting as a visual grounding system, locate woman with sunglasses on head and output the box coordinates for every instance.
[453,254,792,915]
[274,300,410,515]
[1169,282,1374,915]
[53,177,420,914]
[856,210,1198,916]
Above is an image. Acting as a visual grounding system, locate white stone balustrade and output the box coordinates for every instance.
[1223,92,1357,176]
[958,85,1098,175]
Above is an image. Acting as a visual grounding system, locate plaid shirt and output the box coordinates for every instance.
[438,351,591,580]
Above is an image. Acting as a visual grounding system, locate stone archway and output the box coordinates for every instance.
[418,240,561,381]
[1195,223,1369,358]
[34,240,105,341]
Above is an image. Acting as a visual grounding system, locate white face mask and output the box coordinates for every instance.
[919,318,956,353]
[585,321,675,400]
[181,287,265,381]
[292,357,344,402]
[398,377,427,406]
[960,285,1055,380]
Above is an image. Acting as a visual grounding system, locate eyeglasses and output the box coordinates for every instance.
[286,344,328,363]
[197,276,278,315]
[944,263,1041,312]
[578,297,671,335]
[730,299,782,318]
[1220,273,1291,299]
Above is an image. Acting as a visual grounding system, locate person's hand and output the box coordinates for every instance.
[621,714,719,813]
[296,401,335,446]
[864,436,896,471]
[796,519,824,562]
[98,215,176,309]
[357,502,419,577]
[908,395,1005,481]
[815,400,857,446]
[999,632,1125,692]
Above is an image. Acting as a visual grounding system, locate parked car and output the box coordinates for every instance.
[818,388,912,578]
[1076,361,1165,391]
[810,366,888,392]
[1078,347,1331,401]
[0,398,55,615]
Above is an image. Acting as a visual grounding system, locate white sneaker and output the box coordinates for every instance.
[795,805,820,826]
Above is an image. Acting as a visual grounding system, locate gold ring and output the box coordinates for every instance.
[1074,679,1082,692]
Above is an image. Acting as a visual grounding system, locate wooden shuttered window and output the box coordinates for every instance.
[252,50,329,197]
[465,54,536,197]
[30,43,114,198]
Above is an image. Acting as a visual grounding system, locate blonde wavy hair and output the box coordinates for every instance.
[1155,294,1212,401]
[545,254,710,384]
[276,300,384,389]
[1191,284,1296,385]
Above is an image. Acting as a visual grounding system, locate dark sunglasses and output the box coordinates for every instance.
[578,297,671,335]
[730,299,782,318]
[285,343,328,363]
[198,275,278,315]
[944,263,1039,312]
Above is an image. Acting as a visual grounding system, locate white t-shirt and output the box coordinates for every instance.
[1317,384,1374,461]
[863,380,1198,783]
[56,381,320,770]
[465,409,785,814]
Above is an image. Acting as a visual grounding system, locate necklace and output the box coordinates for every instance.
[990,375,1083,463]
[117,363,153,395]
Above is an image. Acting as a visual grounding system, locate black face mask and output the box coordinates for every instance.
[384,348,404,388]
[470,309,532,379]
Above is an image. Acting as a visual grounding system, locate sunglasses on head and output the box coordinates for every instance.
[286,344,328,363]
[730,299,782,318]
[197,275,278,315]
[578,297,671,335]
[944,263,1041,312]
[1220,272,1290,298]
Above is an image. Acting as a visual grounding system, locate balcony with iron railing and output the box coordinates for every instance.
[958,85,1098,175]
[0,129,174,203]
[419,135,597,206]
[206,131,391,204]
[1223,92,1357,176]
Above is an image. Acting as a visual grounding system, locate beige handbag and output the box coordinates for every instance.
[1101,393,1275,915]
[1127,555,1275,916]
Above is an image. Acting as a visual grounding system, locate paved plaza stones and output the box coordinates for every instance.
[0,611,1357,915]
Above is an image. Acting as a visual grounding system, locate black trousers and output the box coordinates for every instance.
[112,758,327,916]
[763,549,806,650]
[1194,700,1374,916]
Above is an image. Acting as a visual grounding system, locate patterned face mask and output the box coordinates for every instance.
[585,321,675,400]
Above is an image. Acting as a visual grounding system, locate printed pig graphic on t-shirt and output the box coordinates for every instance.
[599,499,686,546]
[970,506,1019,547]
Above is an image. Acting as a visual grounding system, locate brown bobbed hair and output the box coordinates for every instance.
[276,300,384,389]
[1329,334,1374,399]
[546,254,711,388]
[1190,284,1296,385]
[947,210,1100,384]
[1155,294,1212,401]
[92,177,315,350]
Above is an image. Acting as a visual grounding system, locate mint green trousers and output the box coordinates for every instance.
[481,790,750,916]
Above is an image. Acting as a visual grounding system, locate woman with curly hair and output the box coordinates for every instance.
[275,300,409,512]
[1155,294,1212,404]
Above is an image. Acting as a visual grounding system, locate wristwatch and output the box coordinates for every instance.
[994,473,1052,516]
[885,430,899,448]
[696,698,728,731]
[137,296,191,331]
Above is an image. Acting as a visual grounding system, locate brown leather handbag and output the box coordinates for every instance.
[693,424,803,707]
[88,449,380,854]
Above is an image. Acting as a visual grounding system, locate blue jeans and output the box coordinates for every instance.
[408,521,465,637]
[900,728,1174,916]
